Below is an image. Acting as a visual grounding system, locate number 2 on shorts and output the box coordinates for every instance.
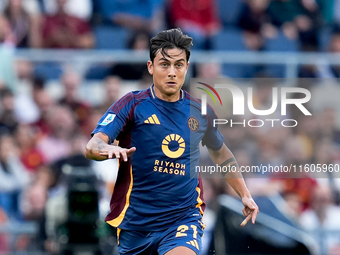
[175,225,198,239]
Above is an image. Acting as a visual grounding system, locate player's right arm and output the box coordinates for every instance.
[85,132,136,161]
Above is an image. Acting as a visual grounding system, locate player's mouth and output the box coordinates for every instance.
[166,82,177,86]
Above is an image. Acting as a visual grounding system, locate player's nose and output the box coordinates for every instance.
[168,65,176,77]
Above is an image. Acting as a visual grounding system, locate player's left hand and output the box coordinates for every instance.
[241,196,259,226]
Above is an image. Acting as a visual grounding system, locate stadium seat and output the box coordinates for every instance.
[212,28,247,51]
[212,28,259,78]
[94,25,130,49]
[319,26,333,52]
[34,63,63,80]
[218,0,244,27]
[85,65,111,80]
[264,32,299,77]
[265,32,299,52]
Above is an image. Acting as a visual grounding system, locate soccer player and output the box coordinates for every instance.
[85,28,259,255]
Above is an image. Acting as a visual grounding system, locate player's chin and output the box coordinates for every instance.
[164,84,180,92]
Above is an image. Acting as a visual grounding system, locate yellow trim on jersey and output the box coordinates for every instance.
[150,86,155,98]
[198,220,206,230]
[117,228,121,244]
[106,166,133,227]
[196,187,204,215]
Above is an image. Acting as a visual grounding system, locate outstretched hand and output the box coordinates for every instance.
[240,196,259,226]
[100,146,136,161]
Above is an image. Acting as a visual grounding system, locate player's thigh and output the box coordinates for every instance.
[158,220,204,255]
[118,229,157,255]
[164,246,196,255]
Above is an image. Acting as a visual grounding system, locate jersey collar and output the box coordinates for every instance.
[149,85,184,101]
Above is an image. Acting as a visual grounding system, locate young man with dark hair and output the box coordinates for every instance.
[85,28,259,255]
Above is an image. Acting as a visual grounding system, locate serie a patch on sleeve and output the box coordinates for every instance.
[100,114,116,126]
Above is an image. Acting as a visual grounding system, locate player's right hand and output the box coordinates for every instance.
[100,146,136,161]
[241,196,259,226]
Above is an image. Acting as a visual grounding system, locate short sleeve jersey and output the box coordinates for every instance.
[92,86,224,231]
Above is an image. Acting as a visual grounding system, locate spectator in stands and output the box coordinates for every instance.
[2,0,42,48]
[0,207,9,255]
[332,0,340,26]
[20,164,56,252]
[99,75,121,113]
[97,0,163,33]
[37,105,75,164]
[41,0,94,48]
[21,165,50,221]
[0,15,14,45]
[0,87,18,134]
[295,115,319,154]
[237,0,277,50]
[0,134,30,219]
[266,0,304,40]
[313,138,340,201]
[167,0,221,49]
[298,0,323,51]
[237,0,276,37]
[318,30,340,79]
[0,0,40,14]
[41,0,92,21]
[267,0,322,50]
[318,0,337,26]
[14,68,41,125]
[31,87,55,137]
[317,107,340,144]
[110,31,150,80]
[58,71,91,134]
[300,185,340,255]
[15,124,45,174]
[196,62,224,78]
[271,135,317,211]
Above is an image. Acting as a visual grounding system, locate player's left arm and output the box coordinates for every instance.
[208,144,259,224]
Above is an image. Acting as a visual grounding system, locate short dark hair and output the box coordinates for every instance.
[149,28,193,62]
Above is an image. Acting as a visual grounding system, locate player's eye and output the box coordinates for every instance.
[161,63,168,67]
[176,63,183,68]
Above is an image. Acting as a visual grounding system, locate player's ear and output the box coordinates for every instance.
[147,61,153,75]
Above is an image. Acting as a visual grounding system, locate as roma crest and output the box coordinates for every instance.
[188,117,199,132]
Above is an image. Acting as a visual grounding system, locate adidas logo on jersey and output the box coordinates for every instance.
[144,114,161,124]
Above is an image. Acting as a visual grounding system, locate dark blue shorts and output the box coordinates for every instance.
[117,217,205,255]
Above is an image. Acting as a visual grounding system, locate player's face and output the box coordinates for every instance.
[147,47,189,102]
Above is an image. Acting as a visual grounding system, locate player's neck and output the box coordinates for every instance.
[154,88,181,102]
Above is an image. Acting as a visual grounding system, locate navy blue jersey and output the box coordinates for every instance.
[92,86,223,231]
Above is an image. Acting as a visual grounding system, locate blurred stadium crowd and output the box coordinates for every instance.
[1,0,340,254]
